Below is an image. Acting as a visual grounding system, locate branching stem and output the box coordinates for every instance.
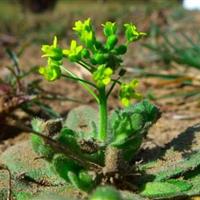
[61,66,99,103]
[106,77,121,98]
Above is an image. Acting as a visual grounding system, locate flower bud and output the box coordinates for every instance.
[81,49,90,59]
[93,53,107,64]
[115,45,127,55]
[105,35,118,50]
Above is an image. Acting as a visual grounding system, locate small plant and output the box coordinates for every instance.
[1,19,200,200]
[29,19,200,200]
[31,18,161,192]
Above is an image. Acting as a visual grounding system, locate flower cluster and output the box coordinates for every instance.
[39,19,145,105]
[124,23,146,44]
[63,40,83,62]
[39,36,62,81]
[119,80,142,106]
[92,65,113,87]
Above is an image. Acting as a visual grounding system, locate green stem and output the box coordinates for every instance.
[106,77,121,98]
[77,61,91,71]
[78,60,95,72]
[61,66,99,103]
[98,87,108,141]
[62,74,98,89]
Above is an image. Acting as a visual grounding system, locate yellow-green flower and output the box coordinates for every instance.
[39,59,61,81]
[119,80,142,106]
[63,40,83,62]
[73,18,95,49]
[93,65,113,87]
[73,18,92,33]
[41,36,63,60]
[102,21,117,37]
[124,23,146,43]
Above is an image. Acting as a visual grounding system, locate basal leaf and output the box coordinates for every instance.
[65,106,99,140]
[141,179,192,198]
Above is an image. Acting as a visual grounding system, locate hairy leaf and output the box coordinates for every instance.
[109,100,160,160]
[154,150,200,181]
[141,179,192,198]
[65,106,99,140]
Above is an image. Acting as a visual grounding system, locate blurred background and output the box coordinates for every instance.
[1,0,200,148]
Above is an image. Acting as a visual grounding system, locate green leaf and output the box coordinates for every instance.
[56,127,80,153]
[125,99,160,123]
[64,106,99,140]
[110,100,160,147]
[78,170,94,191]
[31,118,54,159]
[67,171,82,190]
[166,179,192,191]
[31,134,54,160]
[141,180,192,198]
[16,192,32,200]
[109,100,160,160]
[154,150,200,181]
[31,118,45,133]
[186,173,200,196]
[52,154,80,182]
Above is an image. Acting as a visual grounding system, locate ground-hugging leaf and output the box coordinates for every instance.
[184,173,200,196]
[30,110,103,191]
[31,134,55,159]
[52,153,81,182]
[140,179,192,199]
[1,141,64,185]
[151,149,200,182]
[31,118,55,159]
[65,106,99,140]
[0,141,85,200]
[134,126,200,199]
[31,118,45,133]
